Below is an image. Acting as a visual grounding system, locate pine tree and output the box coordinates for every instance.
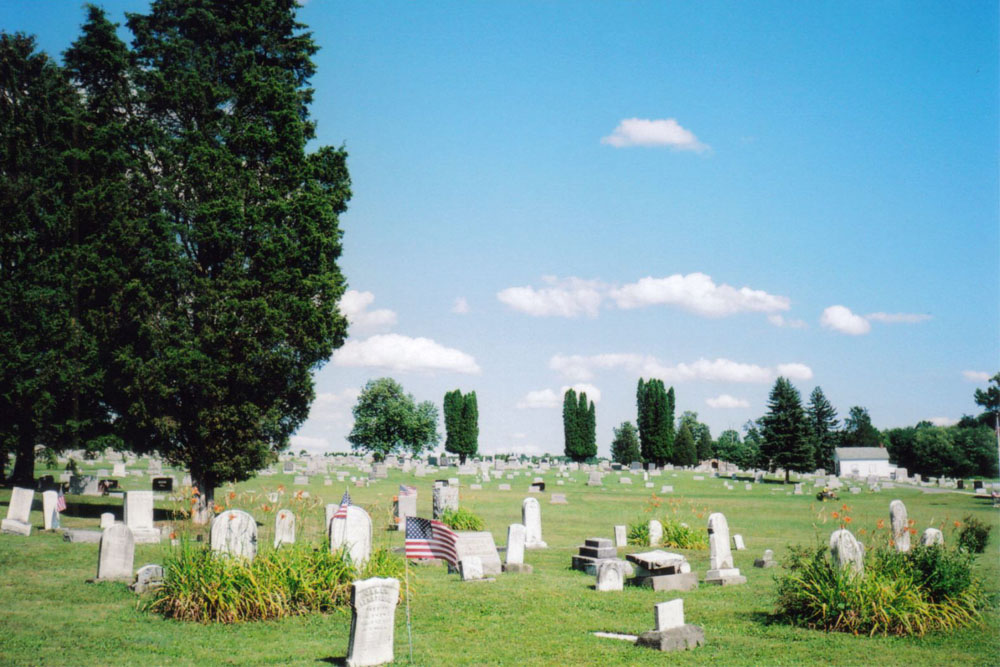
[675,423,698,467]
[759,378,814,483]
[637,378,675,466]
[585,396,597,459]
[611,422,641,465]
[443,390,463,455]
[805,386,839,472]
[459,391,479,463]
[563,388,579,459]
[842,406,882,448]
[697,429,714,462]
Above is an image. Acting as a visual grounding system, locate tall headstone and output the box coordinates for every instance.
[432,484,459,520]
[395,493,417,532]
[1,487,34,536]
[829,528,864,574]
[889,500,910,552]
[521,497,547,548]
[732,534,746,550]
[346,577,400,667]
[704,513,746,585]
[210,509,258,560]
[96,524,135,581]
[274,510,295,548]
[330,505,373,566]
[124,491,161,543]
[614,524,627,547]
[41,490,60,531]
[505,523,526,566]
[648,519,663,547]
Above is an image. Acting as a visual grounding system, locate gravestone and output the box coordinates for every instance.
[619,477,632,485]
[151,477,173,492]
[793,484,803,495]
[754,549,777,568]
[293,475,309,486]
[648,519,663,547]
[732,534,746,550]
[745,483,753,491]
[283,461,295,473]
[96,524,135,581]
[504,523,527,570]
[395,493,417,532]
[571,537,617,574]
[274,510,295,548]
[521,497,547,548]
[614,524,627,547]
[635,598,705,652]
[550,493,568,504]
[113,463,127,477]
[920,527,944,546]
[69,475,101,496]
[596,559,627,591]
[498,483,511,491]
[460,556,485,581]
[660,485,673,493]
[587,472,603,487]
[889,499,910,552]
[1,487,34,536]
[330,505,373,566]
[830,528,864,573]
[455,531,503,576]
[124,491,161,543]
[100,512,115,529]
[210,509,258,560]
[131,563,164,593]
[626,550,697,591]
[41,490,60,531]
[345,577,400,667]
[432,484,459,520]
[704,513,746,585]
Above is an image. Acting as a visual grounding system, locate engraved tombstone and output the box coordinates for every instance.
[521,497,547,548]
[920,527,944,546]
[704,512,746,585]
[210,509,258,560]
[346,577,400,667]
[889,499,910,552]
[648,519,663,547]
[97,524,135,581]
[124,491,161,543]
[274,510,295,548]
[830,528,864,574]
[432,484,459,520]
[42,490,60,531]
[614,524,627,548]
[596,559,626,591]
[1,487,34,536]
[505,523,526,566]
[330,505,372,566]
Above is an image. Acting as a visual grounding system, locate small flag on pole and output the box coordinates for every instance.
[56,489,67,513]
[398,484,417,496]
[332,489,351,520]
[405,517,459,568]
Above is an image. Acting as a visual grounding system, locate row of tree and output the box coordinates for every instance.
[1,1,352,520]
[562,389,597,462]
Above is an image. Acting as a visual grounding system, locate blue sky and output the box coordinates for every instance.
[4,1,997,457]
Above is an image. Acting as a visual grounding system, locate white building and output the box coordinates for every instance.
[834,447,894,477]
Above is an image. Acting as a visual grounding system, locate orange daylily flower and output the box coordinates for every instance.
[832,511,839,519]
[213,504,223,513]
[844,516,852,524]
[228,491,236,501]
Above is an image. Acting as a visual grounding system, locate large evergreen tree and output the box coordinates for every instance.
[562,388,579,460]
[842,406,881,448]
[759,377,813,483]
[674,423,698,467]
[805,386,839,472]
[610,421,640,465]
[444,389,478,464]
[563,388,595,462]
[111,0,351,521]
[637,378,674,466]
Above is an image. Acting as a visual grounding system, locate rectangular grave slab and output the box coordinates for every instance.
[455,531,502,576]
[626,550,690,577]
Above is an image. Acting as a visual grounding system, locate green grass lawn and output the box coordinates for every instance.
[1,465,997,666]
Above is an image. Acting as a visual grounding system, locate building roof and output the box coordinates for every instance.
[834,447,890,461]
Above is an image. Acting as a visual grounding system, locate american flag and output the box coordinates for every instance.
[399,484,416,496]
[56,489,67,513]
[405,516,458,567]
[332,490,351,520]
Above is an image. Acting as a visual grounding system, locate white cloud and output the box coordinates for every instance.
[610,273,790,317]
[497,276,604,318]
[549,353,810,384]
[338,290,397,334]
[866,312,932,324]
[516,383,602,409]
[768,314,807,329]
[776,363,814,380]
[962,370,991,383]
[601,117,709,152]
[928,416,958,427]
[452,297,470,314]
[289,435,330,455]
[706,394,750,409]
[333,334,481,374]
[820,305,871,335]
[308,388,360,423]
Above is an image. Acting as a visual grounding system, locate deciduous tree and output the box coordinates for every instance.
[348,378,439,461]
[610,421,640,465]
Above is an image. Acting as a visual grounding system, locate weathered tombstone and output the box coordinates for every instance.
[660,485,673,493]
[829,528,864,573]
[550,493,568,504]
[395,493,417,532]
[648,519,663,547]
[497,483,511,491]
[522,497,547,548]
[113,463,127,478]
[587,471,603,487]
[744,483,753,491]
[619,476,632,485]
[42,490,60,530]
[96,524,135,581]
[571,537,618,574]
[293,475,309,486]
[1,487,34,536]
[69,475,101,496]
[889,499,910,552]
[635,598,705,652]
[283,461,295,473]
[331,505,373,566]
[732,534,746,551]
[124,491,161,543]
[455,531,503,576]
[704,513,746,585]
[131,563,164,593]
[793,483,803,495]
[345,577,400,667]
[626,550,697,591]
[100,512,115,529]
[210,509,258,560]
[614,524,627,547]
[505,523,526,567]
[596,559,627,591]
[274,510,295,548]
[753,549,777,568]
[460,556,485,581]
[151,477,173,492]
[920,527,944,546]
[432,484,459,520]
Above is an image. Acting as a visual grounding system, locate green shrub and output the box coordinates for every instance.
[627,519,650,546]
[439,507,485,531]
[957,515,991,554]
[148,540,406,623]
[774,544,986,636]
[660,518,707,550]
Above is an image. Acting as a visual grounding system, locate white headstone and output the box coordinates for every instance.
[330,505,373,566]
[614,524,627,547]
[396,493,417,531]
[100,512,115,529]
[346,577,400,667]
[648,519,663,547]
[596,559,626,592]
[124,491,160,543]
[830,528,864,573]
[521,497,547,548]
[1,487,34,536]
[889,500,910,552]
[505,524,526,565]
[97,524,135,581]
[460,556,485,581]
[707,513,733,569]
[274,510,295,548]
[210,509,258,560]
[732,534,746,551]
[920,527,944,546]
[112,463,127,478]
[654,599,685,632]
[660,485,673,493]
[42,490,60,530]
[432,485,459,520]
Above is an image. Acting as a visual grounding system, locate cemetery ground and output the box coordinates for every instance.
[1,465,998,666]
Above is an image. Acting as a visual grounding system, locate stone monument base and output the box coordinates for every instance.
[502,563,533,574]
[704,567,746,585]
[631,571,699,591]
[635,624,705,652]
[63,529,103,543]
[130,528,162,544]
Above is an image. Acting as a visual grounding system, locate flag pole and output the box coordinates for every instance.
[404,522,414,664]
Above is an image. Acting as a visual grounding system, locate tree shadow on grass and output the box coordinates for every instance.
[741,610,783,627]
[317,657,347,665]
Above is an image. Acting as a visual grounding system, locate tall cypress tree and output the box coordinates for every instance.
[760,377,813,483]
[585,395,597,459]
[675,423,698,467]
[805,386,839,472]
[563,388,579,460]
[638,378,674,467]
[460,391,478,463]
[443,389,462,454]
